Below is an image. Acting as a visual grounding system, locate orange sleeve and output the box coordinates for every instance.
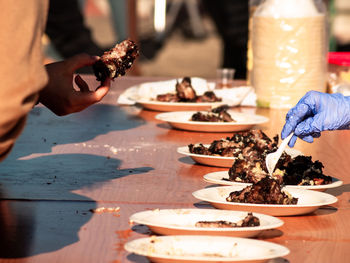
[0,0,49,161]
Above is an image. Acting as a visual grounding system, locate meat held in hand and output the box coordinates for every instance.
[93,39,139,82]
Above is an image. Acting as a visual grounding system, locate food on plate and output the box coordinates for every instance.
[228,149,332,187]
[195,212,260,228]
[93,39,139,82]
[190,105,235,122]
[188,130,277,157]
[188,129,332,186]
[156,77,222,102]
[226,177,298,205]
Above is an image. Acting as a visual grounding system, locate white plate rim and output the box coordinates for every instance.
[136,98,228,107]
[177,145,236,160]
[203,171,344,190]
[192,185,338,209]
[129,208,284,232]
[177,145,302,161]
[127,84,253,108]
[155,111,269,126]
[124,235,290,261]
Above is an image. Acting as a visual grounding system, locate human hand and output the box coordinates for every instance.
[281,91,350,147]
[39,53,111,116]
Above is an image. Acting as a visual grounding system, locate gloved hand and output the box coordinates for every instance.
[281,91,350,147]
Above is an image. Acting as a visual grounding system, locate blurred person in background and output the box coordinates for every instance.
[46,0,130,61]
[202,0,249,79]
[137,0,249,79]
[46,0,105,59]
[0,1,110,162]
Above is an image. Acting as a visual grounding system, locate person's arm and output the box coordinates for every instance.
[0,1,49,161]
[39,54,110,116]
[281,90,350,147]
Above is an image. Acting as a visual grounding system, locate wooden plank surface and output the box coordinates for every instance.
[0,75,349,262]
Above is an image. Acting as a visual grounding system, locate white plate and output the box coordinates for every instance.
[129,209,283,238]
[192,186,337,216]
[203,171,343,192]
[155,111,269,132]
[124,235,290,263]
[177,146,302,168]
[135,99,228,112]
[123,78,252,111]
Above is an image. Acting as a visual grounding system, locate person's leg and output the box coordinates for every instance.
[202,0,249,79]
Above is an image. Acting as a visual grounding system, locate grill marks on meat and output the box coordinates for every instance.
[93,39,139,82]
[191,105,235,122]
[228,152,291,184]
[188,143,211,155]
[156,77,222,103]
[229,147,331,186]
[156,93,178,102]
[188,130,331,186]
[196,91,221,102]
[195,213,260,228]
[176,77,197,101]
[283,156,332,185]
[226,177,298,205]
[189,130,277,157]
[229,161,268,184]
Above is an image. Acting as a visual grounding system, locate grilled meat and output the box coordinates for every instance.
[93,39,139,82]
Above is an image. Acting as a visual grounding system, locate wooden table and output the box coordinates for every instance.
[0,76,349,263]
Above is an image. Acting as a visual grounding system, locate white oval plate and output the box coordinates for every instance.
[129,209,283,238]
[135,99,227,112]
[124,235,290,263]
[203,171,343,192]
[155,111,269,132]
[192,186,337,216]
[177,145,302,168]
[125,80,252,111]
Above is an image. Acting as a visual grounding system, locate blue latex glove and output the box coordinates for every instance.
[281,91,350,147]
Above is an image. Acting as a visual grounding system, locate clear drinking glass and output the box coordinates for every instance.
[216,68,235,89]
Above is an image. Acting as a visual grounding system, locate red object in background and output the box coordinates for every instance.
[328,52,350,66]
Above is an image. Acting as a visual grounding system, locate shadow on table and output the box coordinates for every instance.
[156,122,172,130]
[178,156,195,165]
[127,254,149,263]
[11,104,145,159]
[126,254,290,263]
[193,201,214,209]
[325,183,350,197]
[0,153,153,258]
[0,153,153,200]
[131,224,154,235]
